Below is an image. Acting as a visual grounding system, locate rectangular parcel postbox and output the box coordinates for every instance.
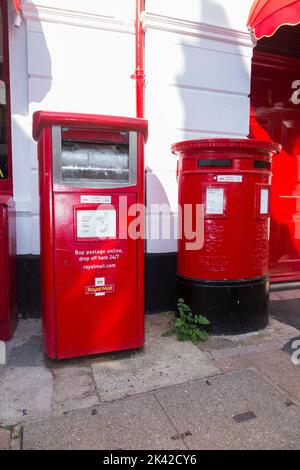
[33,112,148,359]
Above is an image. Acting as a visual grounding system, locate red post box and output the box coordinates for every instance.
[0,195,16,341]
[172,139,281,334]
[33,112,148,359]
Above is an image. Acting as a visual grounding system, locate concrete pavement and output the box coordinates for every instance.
[0,306,300,450]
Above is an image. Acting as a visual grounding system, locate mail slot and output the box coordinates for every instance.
[33,112,148,358]
[172,139,281,334]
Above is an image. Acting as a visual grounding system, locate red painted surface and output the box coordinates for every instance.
[0,0,13,195]
[0,1,16,341]
[172,139,280,281]
[133,0,145,118]
[12,1,20,14]
[0,195,16,341]
[248,0,300,40]
[33,111,147,359]
[251,51,300,281]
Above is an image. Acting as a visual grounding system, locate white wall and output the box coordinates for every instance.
[8,0,254,255]
[9,0,136,254]
[144,0,254,253]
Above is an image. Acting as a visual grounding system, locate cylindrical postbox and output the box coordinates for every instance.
[172,139,281,335]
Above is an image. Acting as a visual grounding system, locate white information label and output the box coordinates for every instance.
[260,188,269,214]
[95,277,105,286]
[77,209,116,238]
[206,188,224,215]
[217,175,243,182]
[80,195,112,204]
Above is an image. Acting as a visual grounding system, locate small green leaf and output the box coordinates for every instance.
[197,315,210,325]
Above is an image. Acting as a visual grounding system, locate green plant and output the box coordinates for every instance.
[162,298,210,343]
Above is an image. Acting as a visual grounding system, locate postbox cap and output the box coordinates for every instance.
[171,138,282,156]
[32,111,148,142]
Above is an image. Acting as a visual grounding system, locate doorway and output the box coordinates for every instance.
[250,24,300,282]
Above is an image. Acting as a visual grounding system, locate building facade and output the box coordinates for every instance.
[1,0,300,317]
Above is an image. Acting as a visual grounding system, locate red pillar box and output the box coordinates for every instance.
[172,139,281,334]
[0,195,16,340]
[33,112,148,359]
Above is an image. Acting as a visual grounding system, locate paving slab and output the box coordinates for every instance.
[215,349,300,401]
[7,319,42,349]
[52,366,99,412]
[0,366,53,426]
[0,428,10,450]
[92,314,220,401]
[154,369,300,450]
[22,393,184,450]
[210,339,285,360]
[7,335,44,367]
[198,318,300,354]
[271,299,300,330]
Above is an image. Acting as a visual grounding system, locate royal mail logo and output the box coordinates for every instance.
[85,284,114,295]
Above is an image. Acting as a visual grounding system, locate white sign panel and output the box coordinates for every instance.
[260,189,269,215]
[77,210,116,238]
[206,188,224,215]
[217,175,243,182]
[80,195,112,204]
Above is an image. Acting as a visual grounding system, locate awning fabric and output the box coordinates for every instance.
[12,0,20,14]
[248,0,300,39]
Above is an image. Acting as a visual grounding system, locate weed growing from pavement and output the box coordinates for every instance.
[162,298,210,343]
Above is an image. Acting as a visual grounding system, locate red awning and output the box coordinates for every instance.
[12,0,20,14]
[248,0,300,39]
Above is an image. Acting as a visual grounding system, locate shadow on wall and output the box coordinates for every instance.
[145,0,252,313]
[145,166,178,313]
[13,2,52,317]
[176,0,250,141]
[172,0,255,297]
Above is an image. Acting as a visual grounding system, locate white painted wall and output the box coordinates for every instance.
[8,0,254,255]
[144,0,254,253]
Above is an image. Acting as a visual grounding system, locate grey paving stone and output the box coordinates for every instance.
[0,367,53,426]
[271,299,300,330]
[7,320,42,348]
[0,428,10,450]
[8,335,44,367]
[154,369,300,450]
[52,367,99,412]
[198,318,300,354]
[22,393,184,450]
[215,349,300,400]
[92,314,220,401]
[210,339,285,360]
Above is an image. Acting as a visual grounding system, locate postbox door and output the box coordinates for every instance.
[54,193,138,358]
[0,205,8,323]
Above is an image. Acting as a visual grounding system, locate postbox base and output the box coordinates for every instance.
[176,275,269,335]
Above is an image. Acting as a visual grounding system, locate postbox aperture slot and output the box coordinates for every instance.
[61,140,129,183]
[253,160,271,170]
[52,126,137,189]
[198,159,232,168]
